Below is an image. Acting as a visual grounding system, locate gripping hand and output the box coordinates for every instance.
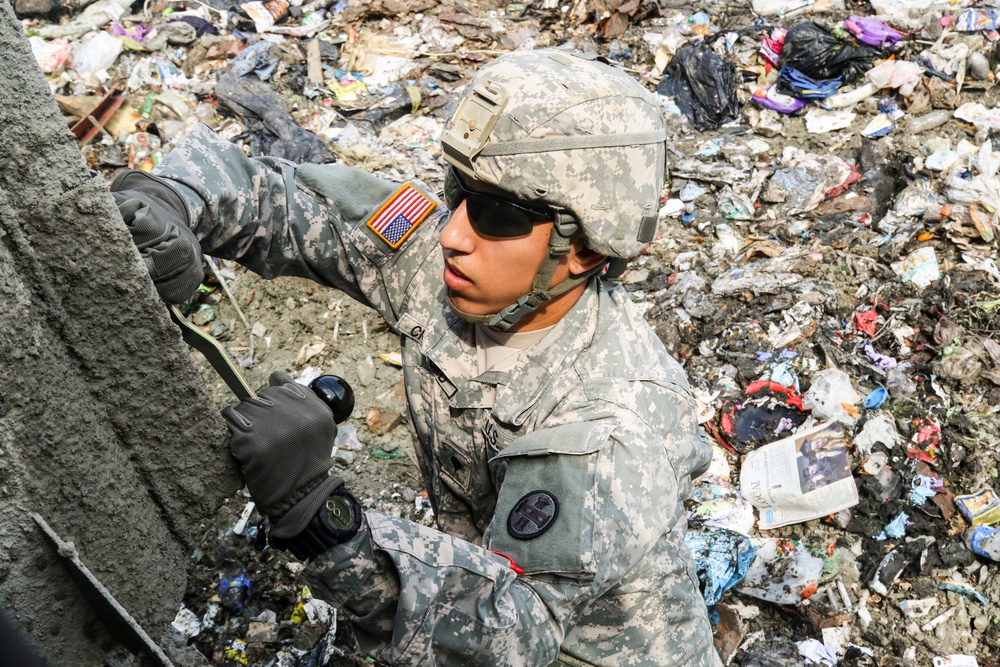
[223,372,345,541]
[111,170,203,304]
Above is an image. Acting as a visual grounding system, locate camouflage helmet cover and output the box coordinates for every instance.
[441,49,667,259]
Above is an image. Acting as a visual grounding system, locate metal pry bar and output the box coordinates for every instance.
[168,304,256,401]
[32,513,176,667]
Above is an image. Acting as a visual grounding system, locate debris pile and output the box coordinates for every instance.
[15,0,1000,664]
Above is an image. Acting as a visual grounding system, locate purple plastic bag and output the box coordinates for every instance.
[845,16,903,48]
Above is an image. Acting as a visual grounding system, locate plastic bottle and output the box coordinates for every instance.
[886,363,917,401]
[139,92,156,119]
[966,526,1000,560]
[823,81,879,109]
[907,110,951,135]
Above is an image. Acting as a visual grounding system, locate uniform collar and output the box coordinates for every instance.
[492,279,600,425]
[421,279,601,415]
[421,309,492,408]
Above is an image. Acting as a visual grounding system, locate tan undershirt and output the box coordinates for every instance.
[475,323,554,374]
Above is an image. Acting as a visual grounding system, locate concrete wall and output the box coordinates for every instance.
[0,3,241,663]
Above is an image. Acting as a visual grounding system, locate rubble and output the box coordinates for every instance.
[13,0,1000,663]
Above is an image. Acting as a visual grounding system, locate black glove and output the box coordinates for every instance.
[223,372,346,542]
[111,170,204,304]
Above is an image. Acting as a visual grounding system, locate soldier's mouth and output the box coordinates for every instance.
[444,263,472,290]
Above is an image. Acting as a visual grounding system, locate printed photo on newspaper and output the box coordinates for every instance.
[740,421,859,529]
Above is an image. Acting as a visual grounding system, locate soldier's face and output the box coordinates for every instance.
[439,173,606,330]
[439,197,558,321]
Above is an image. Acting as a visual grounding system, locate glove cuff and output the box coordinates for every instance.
[111,169,192,227]
[270,488,362,561]
[269,474,344,539]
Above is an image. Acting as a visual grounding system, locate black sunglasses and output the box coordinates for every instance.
[443,166,554,238]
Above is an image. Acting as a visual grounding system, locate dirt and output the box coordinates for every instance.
[190,270,420,493]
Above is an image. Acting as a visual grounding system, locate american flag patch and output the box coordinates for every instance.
[366,184,436,249]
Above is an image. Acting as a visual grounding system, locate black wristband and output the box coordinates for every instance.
[269,489,362,561]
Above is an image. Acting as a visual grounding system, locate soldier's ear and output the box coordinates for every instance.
[567,232,606,276]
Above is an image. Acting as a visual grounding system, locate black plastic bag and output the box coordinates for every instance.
[659,43,740,132]
[216,73,335,164]
[780,21,879,83]
[349,79,441,132]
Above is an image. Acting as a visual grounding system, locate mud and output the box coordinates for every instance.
[0,3,239,663]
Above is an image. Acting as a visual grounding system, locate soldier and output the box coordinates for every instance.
[112,50,722,666]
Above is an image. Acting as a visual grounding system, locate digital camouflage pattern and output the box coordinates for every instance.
[151,123,721,666]
[441,50,666,260]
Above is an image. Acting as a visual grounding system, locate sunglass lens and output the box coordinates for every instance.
[443,169,463,210]
[443,166,551,238]
[466,198,534,238]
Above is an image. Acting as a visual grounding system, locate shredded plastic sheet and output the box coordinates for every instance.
[865,60,923,96]
[870,548,907,595]
[802,368,861,425]
[769,362,798,389]
[689,446,757,534]
[171,605,203,639]
[737,538,824,604]
[892,247,941,289]
[900,597,938,618]
[685,528,757,621]
[910,475,938,505]
[939,582,988,606]
[863,343,898,369]
[854,309,878,336]
[956,7,1000,31]
[778,67,843,99]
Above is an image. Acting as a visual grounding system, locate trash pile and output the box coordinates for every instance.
[633,3,1000,664]
[17,0,1000,663]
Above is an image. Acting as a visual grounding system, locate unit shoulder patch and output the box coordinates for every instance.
[365,184,437,250]
[507,490,559,540]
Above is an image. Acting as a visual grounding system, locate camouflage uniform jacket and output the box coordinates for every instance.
[154,125,720,667]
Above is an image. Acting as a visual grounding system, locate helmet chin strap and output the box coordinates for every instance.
[447,214,604,332]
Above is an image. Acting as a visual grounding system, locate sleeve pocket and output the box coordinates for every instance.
[485,421,615,576]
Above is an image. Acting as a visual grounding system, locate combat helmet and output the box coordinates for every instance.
[440,49,666,331]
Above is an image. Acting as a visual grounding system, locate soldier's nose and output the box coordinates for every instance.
[439,201,476,253]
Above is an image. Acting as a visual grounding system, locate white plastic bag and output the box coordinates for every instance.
[736,538,824,604]
[70,30,123,76]
[802,368,861,425]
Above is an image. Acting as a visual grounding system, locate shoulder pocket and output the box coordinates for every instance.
[485,421,615,576]
[491,420,612,459]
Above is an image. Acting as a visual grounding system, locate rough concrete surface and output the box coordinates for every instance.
[0,2,241,663]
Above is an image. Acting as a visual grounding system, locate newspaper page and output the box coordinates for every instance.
[740,421,859,529]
